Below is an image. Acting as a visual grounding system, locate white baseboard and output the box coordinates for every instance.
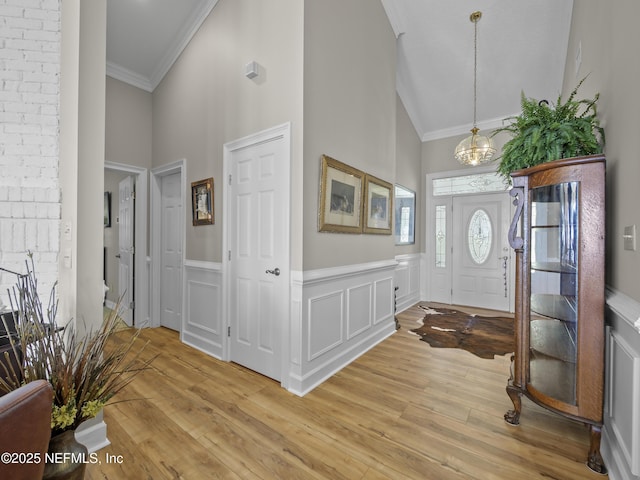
[75,411,110,453]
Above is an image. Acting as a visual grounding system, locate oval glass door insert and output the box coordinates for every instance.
[468,209,492,264]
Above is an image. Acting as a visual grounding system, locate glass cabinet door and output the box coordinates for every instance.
[529,182,579,405]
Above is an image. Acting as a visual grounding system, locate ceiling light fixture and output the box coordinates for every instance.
[454,11,496,166]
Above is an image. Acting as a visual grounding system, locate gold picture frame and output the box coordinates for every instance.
[363,174,393,234]
[318,155,364,233]
[191,178,214,226]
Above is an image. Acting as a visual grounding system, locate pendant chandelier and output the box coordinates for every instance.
[454,11,496,166]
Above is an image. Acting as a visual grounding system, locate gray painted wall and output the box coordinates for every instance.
[151,0,304,267]
[562,0,640,300]
[302,0,397,270]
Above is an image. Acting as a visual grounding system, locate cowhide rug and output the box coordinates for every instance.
[410,304,514,359]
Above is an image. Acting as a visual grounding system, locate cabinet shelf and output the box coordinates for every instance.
[529,354,576,405]
[530,318,576,362]
[531,293,577,323]
[531,262,577,274]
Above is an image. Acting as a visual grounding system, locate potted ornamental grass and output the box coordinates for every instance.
[493,76,605,179]
[0,254,155,479]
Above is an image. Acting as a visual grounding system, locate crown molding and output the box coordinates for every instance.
[148,0,220,91]
[107,0,220,93]
[421,115,516,142]
[106,61,154,92]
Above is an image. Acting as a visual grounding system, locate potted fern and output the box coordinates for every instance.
[494,77,605,179]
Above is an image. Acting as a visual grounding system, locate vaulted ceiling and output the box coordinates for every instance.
[106,0,575,142]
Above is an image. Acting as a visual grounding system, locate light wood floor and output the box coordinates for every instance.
[86,303,607,479]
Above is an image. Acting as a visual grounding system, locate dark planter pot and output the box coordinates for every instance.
[43,430,88,480]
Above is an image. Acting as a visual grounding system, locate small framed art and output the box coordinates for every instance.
[318,155,364,233]
[363,174,392,235]
[191,178,214,226]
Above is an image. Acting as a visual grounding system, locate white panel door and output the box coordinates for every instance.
[452,193,511,311]
[118,176,135,326]
[160,172,183,331]
[228,132,288,381]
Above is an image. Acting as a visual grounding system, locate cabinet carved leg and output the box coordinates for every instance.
[504,383,522,425]
[586,424,607,474]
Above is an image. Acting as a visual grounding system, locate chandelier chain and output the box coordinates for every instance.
[454,10,496,166]
[473,13,478,128]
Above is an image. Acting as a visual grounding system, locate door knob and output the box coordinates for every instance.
[265,268,280,276]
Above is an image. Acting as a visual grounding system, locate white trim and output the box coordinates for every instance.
[287,259,397,396]
[184,259,221,272]
[106,0,220,92]
[288,325,396,397]
[148,0,219,91]
[106,62,154,93]
[421,115,515,142]
[75,411,109,453]
[104,161,149,327]
[607,287,640,334]
[602,286,640,479]
[150,159,186,330]
[303,260,398,284]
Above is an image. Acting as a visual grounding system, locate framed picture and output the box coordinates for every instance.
[363,174,392,235]
[104,192,111,228]
[394,184,415,245]
[191,178,214,226]
[318,155,364,233]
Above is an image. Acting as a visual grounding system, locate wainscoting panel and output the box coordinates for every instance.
[394,253,421,313]
[374,277,394,324]
[288,260,397,396]
[347,283,373,338]
[182,261,223,359]
[308,290,344,361]
[602,288,640,480]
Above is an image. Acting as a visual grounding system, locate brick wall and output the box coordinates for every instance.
[0,0,61,307]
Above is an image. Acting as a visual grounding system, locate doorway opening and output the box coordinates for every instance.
[103,162,149,327]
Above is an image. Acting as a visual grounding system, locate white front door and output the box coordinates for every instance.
[451,193,511,311]
[160,172,183,331]
[226,126,290,382]
[117,176,135,326]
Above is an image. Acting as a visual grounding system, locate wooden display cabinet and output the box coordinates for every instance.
[505,155,606,473]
